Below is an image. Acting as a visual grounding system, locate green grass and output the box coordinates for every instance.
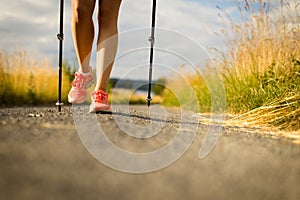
[161,0,300,130]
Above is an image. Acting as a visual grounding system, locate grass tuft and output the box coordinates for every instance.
[0,50,72,105]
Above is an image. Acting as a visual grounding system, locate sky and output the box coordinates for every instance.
[0,0,292,80]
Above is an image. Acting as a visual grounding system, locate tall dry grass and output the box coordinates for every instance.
[219,0,300,112]
[162,0,300,130]
[219,0,300,130]
[0,50,71,105]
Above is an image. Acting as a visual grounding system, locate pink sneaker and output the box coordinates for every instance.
[89,90,111,113]
[68,67,94,104]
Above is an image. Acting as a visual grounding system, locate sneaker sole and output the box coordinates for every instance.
[68,95,87,104]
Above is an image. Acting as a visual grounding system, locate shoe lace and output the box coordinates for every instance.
[71,72,85,89]
[91,90,108,103]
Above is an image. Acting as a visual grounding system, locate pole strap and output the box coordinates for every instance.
[57,33,64,41]
[148,36,155,44]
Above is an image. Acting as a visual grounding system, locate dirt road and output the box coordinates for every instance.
[0,106,299,200]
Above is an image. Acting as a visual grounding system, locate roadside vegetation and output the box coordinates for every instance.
[0,50,72,105]
[0,50,163,106]
[162,0,300,130]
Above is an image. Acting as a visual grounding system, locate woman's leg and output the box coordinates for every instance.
[71,0,96,73]
[95,0,122,91]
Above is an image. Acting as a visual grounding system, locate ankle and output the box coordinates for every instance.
[79,71,90,76]
[79,66,91,74]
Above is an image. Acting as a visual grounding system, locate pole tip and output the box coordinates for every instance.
[146,97,152,107]
[56,101,64,112]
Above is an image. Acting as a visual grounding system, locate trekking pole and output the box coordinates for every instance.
[56,0,64,112]
[146,0,157,107]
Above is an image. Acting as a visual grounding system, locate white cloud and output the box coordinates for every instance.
[0,0,238,79]
[115,0,235,79]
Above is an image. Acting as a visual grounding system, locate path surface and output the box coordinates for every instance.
[0,106,299,200]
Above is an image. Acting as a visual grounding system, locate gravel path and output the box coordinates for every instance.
[0,105,299,200]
